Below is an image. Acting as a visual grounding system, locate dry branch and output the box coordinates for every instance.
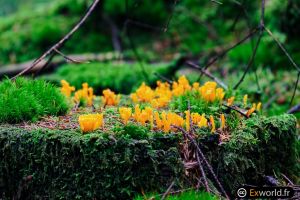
[11,0,101,80]
[0,52,121,77]
[186,61,228,90]
[172,125,229,199]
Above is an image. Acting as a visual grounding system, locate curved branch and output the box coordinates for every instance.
[11,0,101,80]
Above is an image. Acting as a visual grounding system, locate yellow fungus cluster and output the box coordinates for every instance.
[130,81,173,108]
[78,113,103,133]
[210,116,216,133]
[102,89,120,106]
[60,80,75,97]
[118,105,226,134]
[199,81,225,102]
[246,102,262,117]
[59,77,265,135]
[132,105,153,126]
[227,96,235,106]
[119,107,132,125]
[191,113,208,128]
[74,83,96,106]
[155,111,184,133]
[130,76,227,108]
[172,76,192,96]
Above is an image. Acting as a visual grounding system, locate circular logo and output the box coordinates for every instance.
[237,188,247,198]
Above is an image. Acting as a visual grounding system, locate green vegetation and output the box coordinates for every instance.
[0,0,299,199]
[134,190,218,200]
[1,0,299,67]
[43,62,177,94]
[180,68,300,119]
[0,114,298,199]
[0,77,69,123]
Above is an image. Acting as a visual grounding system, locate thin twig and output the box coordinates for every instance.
[196,27,259,82]
[196,152,210,192]
[161,181,175,200]
[281,173,294,185]
[187,61,228,90]
[54,48,89,64]
[103,14,122,52]
[211,0,223,5]
[222,104,248,118]
[33,52,56,77]
[287,104,300,114]
[289,72,300,106]
[264,27,300,72]
[154,72,173,84]
[234,32,263,89]
[11,0,100,79]
[172,125,230,199]
[263,93,279,109]
[163,0,179,32]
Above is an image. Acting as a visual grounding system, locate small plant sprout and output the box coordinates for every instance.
[102,89,120,106]
[78,113,103,133]
[60,80,75,97]
[119,107,132,125]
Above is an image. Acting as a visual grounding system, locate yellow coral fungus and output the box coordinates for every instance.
[60,80,75,97]
[198,81,224,103]
[210,115,215,133]
[185,110,191,132]
[243,95,248,106]
[246,103,256,117]
[220,114,225,130]
[198,114,208,128]
[87,88,96,106]
[227,96,235,106]
[78,113,103,133]
[131,82,155,103]
[172,75,191,96]
[216,88,225,101]
[192,82,200,90]
[102,89,120,106]
[256,102,262,111]
[154,112,163,130]
[74,83,95,106]
[191,113,201,124]
[119,107,132,125]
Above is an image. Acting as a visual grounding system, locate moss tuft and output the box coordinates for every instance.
[0,77,70,123]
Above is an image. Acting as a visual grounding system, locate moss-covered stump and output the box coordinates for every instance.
[0,114,298,199]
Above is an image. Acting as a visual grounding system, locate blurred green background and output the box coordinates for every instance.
[0,0,299,118]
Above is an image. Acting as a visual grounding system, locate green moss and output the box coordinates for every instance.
[0,127,184,199]
[0,114,298,199]
[217,114,299,193]
[0,77,70,123]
